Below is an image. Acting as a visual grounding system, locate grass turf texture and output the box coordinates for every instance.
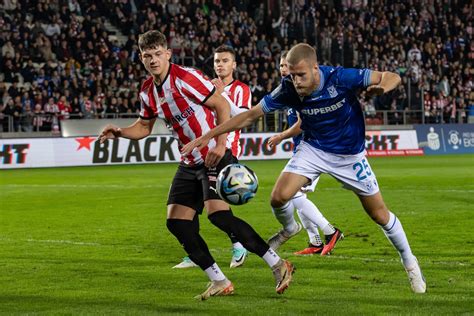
[1,155,473,315]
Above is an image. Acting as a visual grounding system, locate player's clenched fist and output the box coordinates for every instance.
[98,124,122,143]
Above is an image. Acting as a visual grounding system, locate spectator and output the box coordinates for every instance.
[81,96,95,119]
[22,102,34,132]
[0,0,470,132]
[1,98,15,132]
[32,103,46,131]
[12,98,23,128]
[407,44,422,62]
[2,40,15,58]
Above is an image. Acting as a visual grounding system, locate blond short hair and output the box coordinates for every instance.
[286,43,317,66]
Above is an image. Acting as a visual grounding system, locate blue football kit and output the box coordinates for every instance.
[262,66,372,155]
[262,65,426,292]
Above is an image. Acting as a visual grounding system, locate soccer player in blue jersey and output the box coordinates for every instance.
[181,43,426,293]
[267,51,343,256]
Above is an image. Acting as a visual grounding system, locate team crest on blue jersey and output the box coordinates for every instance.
[328,85,338,98]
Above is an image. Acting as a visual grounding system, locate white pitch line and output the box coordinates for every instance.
[25,239,101,246]
[0,237,100,246]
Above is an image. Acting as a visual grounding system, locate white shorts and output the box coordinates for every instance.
[283,141,379,196]
[292,176,318,200]
[301,176,319,193]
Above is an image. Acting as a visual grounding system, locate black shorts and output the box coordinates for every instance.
[167,149,238,213]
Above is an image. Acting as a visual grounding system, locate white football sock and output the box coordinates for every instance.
[271,200,298,233]
[296,209,323,246]
[204,263,226,281]
[232,242,244,249]
[262,247,281,267]
[292,193,335,235]
[321,223,336,236]
[381,211,416,267]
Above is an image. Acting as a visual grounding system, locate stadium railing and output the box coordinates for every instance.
[364,109,470,126]
[0,109,471,135]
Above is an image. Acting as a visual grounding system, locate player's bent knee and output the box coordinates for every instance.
[166,219,197,250]
[166,218,189,236]
[166,218,176,234]
[270,191,291,208]
[271,186,292,207]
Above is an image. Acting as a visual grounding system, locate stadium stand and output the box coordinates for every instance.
[0,0,472,133]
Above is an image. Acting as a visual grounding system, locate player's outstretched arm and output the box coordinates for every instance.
[98,118,156,143]
[366,71,401,97]
[181,103,265,155]
[268,114,302,148]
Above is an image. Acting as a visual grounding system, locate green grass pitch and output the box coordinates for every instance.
[1,155,473,315]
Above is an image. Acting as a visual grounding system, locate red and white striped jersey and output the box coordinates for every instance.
[139,63,229,166]
[223,80,252,157]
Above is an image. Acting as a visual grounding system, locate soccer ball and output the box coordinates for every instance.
[217,163,258,205]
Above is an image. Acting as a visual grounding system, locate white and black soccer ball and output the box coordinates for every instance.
[217,163,258,205]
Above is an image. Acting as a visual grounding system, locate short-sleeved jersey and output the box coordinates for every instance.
[223,79,252,157]
[139,63,228,166]
[286,108,301,151]
[262,65,372,155]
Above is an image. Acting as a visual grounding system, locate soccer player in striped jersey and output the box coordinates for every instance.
[267,51,343,256]
[98,30,294,299]
[213,45,252,157]
[174,45,251,269]
[182,43,426,294]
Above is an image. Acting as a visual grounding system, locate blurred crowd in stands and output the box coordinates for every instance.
[0,0,472,132]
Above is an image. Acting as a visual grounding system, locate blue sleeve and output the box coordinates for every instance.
[261,84,287,113]
[287,109,298,127]
[337,68,372,90]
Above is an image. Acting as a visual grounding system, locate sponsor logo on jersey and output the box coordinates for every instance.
[310,95,324,101]
[301,98,345,115]
[169,106,195,125]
